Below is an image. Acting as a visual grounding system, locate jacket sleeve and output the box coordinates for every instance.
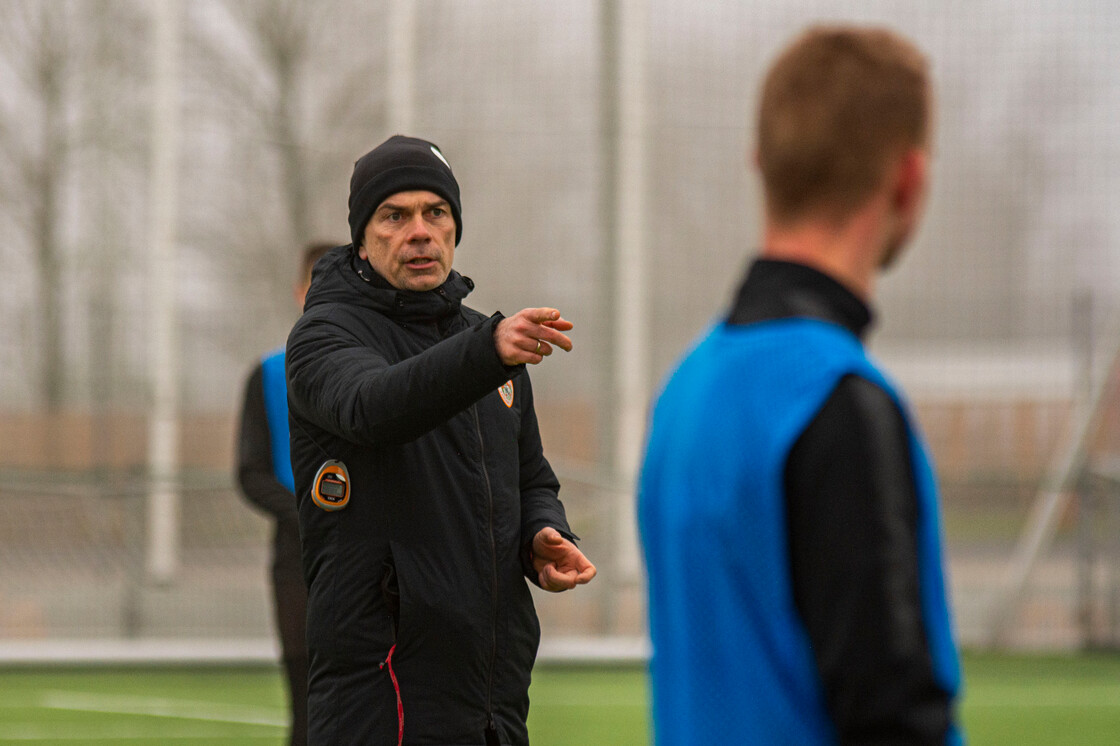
[785,373,954,746]
[236,364,298,521]
[286,308,519,447]
[512,372,577,585]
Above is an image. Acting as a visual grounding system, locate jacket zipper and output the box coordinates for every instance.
[472,403,499,734]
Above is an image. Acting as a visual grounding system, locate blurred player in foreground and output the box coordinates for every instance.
[236,241,333,746]
[639,26,963,745]
[285,135,596,745]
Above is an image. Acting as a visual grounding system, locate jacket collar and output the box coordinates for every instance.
[727,258,873,340]
[303,244,474,322]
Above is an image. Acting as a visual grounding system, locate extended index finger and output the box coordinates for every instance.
[521,307,562,324]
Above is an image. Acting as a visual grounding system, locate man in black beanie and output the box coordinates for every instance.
[285,135,596,746]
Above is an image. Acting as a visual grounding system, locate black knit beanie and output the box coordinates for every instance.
[348,135,463,248]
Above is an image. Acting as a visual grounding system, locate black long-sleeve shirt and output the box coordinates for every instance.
[728,259,953,745]
[236,362,302,577]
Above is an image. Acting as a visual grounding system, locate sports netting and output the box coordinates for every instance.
[2,0,1120,658]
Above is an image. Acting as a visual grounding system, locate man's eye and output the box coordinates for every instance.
[430,208,444,217]
[388,212,402,221]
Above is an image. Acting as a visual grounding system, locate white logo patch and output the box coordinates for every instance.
[430,145,451,169]
[498,380,514,408]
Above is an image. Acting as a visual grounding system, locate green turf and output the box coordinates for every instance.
[2,653,1120,744]
[0,668,288,744]
[958,652,1120,745]
[528,667,648,745]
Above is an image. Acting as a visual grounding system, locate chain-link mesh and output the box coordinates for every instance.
[2,0,1120,654]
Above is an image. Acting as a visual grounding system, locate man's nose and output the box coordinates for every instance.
[406,213,432,240]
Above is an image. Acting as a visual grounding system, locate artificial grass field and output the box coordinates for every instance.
[0,653,1118,744]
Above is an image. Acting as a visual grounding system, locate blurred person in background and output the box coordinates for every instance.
[236,241,334,746]
[639,26,963,745]
[285,135,596,746]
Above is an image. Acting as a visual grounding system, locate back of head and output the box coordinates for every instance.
[295,241,339,311]
[300,241,336,285]
[757,26,931,225]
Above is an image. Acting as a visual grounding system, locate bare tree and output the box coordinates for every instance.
[0,0,148,413]
[210,0,317,245]
[179,0,384,364]
[77,2,150,412]
[0,1,74,410]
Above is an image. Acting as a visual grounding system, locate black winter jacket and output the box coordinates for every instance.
[286,246,573,746]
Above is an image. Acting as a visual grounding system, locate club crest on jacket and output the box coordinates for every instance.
[499,380,514,408]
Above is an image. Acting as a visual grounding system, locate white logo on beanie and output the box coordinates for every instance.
[430,145,451,170]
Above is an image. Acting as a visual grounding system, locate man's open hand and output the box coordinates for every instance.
[495,308,573,366]
[532,527,597,592]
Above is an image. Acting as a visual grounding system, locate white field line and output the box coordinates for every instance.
[0,723,281,741]
[39,690,287,727]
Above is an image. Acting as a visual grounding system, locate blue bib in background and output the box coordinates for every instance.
[261,347,295,494]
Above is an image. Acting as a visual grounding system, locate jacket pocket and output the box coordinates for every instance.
[306,535,396,665]
[388,540,485,665]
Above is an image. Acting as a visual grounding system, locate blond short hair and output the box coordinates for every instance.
[757,26,931,224]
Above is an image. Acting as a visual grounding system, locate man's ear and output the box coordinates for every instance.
[892,147,929,221]
[878,147,930,270]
